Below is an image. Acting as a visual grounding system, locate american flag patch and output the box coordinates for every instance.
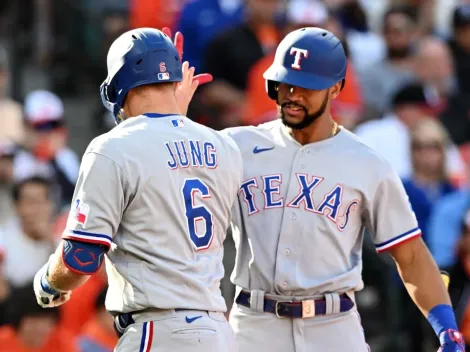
[74,199,90,226]
[158,72,170,80]
[171,119,185,127]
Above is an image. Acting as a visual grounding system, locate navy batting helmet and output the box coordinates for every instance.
[263,27,347,101]
[100,28,183,124]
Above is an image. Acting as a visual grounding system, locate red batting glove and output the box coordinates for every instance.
[162,27,213,86]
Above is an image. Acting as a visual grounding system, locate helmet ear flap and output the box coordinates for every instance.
[100,79,122,120]
[266,80,279,101]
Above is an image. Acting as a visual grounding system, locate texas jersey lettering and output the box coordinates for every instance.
[239,174,360,232]
[225,120,420,296]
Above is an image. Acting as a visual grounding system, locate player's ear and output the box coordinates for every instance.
[329,81,342,100]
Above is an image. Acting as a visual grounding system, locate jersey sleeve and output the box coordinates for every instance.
[61,152,128,250]
[365,162,422,253]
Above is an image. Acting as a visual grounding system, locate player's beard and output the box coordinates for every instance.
[279,93,329,130]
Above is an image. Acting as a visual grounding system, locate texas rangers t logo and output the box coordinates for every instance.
[290,47,309,70]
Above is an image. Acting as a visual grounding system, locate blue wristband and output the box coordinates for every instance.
[427,304,458,338]
[40,266,61,296]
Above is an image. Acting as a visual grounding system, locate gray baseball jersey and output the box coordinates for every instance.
[62,114,243,314]
[224,119,421,296]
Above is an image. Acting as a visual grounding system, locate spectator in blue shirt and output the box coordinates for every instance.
[428,186,470,269]
[175,0,244,74]
[402,119,457,245]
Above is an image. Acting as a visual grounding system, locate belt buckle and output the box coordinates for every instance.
[274,300,292,319]
[301,300,315,318]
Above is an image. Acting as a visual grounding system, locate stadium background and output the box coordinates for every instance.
[0,0,469,351]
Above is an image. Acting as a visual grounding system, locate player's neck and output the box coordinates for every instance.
[124,94,181,118]
[289,115,337,145]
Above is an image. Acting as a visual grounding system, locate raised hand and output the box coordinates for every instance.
[162,27,213,115]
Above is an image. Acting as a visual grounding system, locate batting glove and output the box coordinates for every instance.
[33,258,71,308]
[438,329,466,352]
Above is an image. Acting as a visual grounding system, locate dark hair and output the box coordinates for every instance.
[391,83,429,108]
[383,5,418,29]
[339,2,369,32]
[0,154,14,161]
[453,4,470,30]
[12,176,53,202]
[32,119,65,132]
[4,283,60,329]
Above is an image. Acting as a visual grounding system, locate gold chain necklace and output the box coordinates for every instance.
[332,121,339,137]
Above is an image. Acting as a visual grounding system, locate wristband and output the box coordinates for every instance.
[40,261,64,296]
[427,304,458,338]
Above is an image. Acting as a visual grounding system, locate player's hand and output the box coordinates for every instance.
[162,27,212,85]
[162,27,213,115]
[438,329,466,351]
[175,61,212,116]
[33,260,71,308]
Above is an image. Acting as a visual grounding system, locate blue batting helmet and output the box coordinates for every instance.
[263,27,347,101]
[100,28,183,124]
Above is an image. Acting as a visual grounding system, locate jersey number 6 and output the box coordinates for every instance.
[182,178,214,251]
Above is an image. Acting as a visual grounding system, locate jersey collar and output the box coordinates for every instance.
[142,113,181,119]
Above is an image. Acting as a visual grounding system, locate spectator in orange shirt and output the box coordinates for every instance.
[51,200,108,336]
[242,0,363,129]
[0,283,78,352]
[130,0,185,31]
[59,266,107,336]
[79,287,118,352]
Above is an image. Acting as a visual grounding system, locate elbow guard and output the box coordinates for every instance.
[62,239,107,275]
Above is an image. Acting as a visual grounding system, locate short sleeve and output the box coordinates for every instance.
[365,164,421,253]
[62,152,128,250]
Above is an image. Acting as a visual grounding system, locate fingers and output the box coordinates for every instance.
[175,32,184,61]
[162,27,172,38]
[162,27,183,60]
[180,61,195,87]
[191,80,200,96]
[187,66,195,85]
[193,73,213,86]
[181,61,190,86]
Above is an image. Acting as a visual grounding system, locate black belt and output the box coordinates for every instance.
[236,291,354,319]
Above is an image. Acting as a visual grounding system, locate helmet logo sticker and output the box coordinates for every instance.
[290,47,309,71]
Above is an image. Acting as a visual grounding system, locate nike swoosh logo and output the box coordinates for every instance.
[185,315,202,324]
[253,146,274,154]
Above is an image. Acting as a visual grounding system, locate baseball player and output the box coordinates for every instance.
[223,28,466,351]
[32,28,242,352]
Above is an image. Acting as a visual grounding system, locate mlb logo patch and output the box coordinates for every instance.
[74,199,90,226]
[158,72,170,80]
[172,119,185,127]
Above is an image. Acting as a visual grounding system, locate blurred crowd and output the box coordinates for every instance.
[0,0,469,351]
